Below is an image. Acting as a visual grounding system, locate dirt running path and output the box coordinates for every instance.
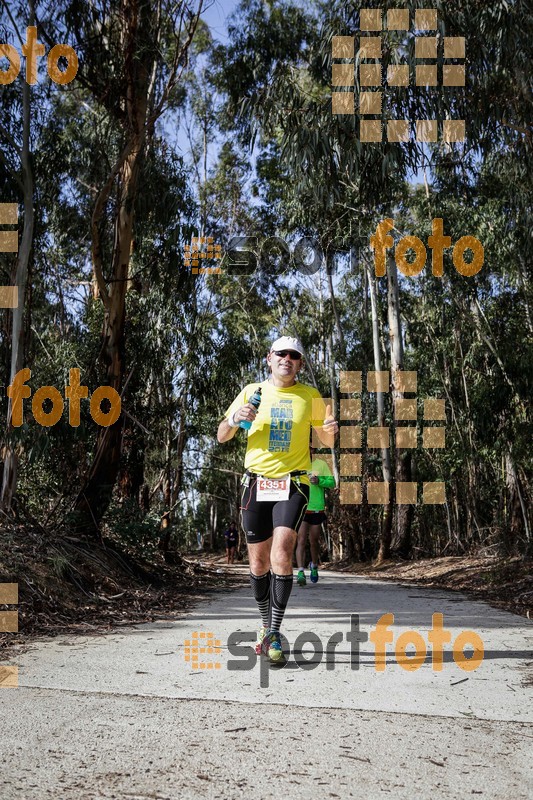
[2,571,532,798]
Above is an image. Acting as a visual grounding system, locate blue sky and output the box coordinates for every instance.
[201,0,238,42]
[176,0,426,199]
[169,2,232,175]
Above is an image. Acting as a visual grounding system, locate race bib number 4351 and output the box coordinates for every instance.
[256,476,290,502]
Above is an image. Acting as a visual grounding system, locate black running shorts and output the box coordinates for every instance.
[240,478,309,544]
[303,510,327,526]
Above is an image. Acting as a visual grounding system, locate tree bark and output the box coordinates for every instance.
[159,394,187,553]
[75,134,146,529]
[504,449,527,555]
[1,12,35,511]
[73,0,204,532]
[387,254,413,558]
[74,0,152,530]
[367,261,392,564]
[159,417,173,550]
[117,421,145,505]
[326,333,340,490]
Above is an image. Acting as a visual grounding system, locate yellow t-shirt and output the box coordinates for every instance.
[225,380,327,479]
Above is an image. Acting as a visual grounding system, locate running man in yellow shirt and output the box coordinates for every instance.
[217,336,338,662]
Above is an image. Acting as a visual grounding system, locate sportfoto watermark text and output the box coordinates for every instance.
[185,614,485,689]
[210,218,484,278]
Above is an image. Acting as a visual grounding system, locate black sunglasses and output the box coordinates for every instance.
[273,349,302,360]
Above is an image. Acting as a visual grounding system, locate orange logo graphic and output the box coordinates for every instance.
[0,583,19,688]
[313,371,446,505]
[0,203,19,309]
[184,631,222,670]
[184,237,222,275]
[332,7,466,143]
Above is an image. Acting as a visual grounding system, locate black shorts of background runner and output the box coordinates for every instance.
[303,510,326,525]
[240,478,309,543]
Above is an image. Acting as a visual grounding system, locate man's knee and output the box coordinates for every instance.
[247,539,272,572]
[271,527,297,563]
[274,526,297,543]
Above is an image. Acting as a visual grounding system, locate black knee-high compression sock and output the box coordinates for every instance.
[269,573,293,632]
[250,570,271,628]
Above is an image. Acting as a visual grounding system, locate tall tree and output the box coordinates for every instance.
[64,0,205,530]
[0,0,38,509]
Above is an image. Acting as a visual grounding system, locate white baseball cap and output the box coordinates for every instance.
[270,336,304,356]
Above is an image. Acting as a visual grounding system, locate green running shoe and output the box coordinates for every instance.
[310,564,319,584]
[297,569,306,586]
[260,629,284,662]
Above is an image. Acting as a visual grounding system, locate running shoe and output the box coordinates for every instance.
[255,626,267,655]
[260,629,284,662]
[297,569,306,586]
[310,564,319,584]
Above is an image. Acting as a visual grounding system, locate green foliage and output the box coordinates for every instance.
[0,0,531,562]
[103,501,163,560]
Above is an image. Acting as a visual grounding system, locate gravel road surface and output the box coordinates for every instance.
[2,571,532,799]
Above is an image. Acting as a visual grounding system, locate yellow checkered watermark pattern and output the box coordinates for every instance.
[184,631,222,670]
[332,7,466,143]
[313,371,446,505]
[0,582,19,688]
[0,202,19,309]
[184,237,222,274]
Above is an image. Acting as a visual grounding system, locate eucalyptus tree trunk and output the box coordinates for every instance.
[517,252,533,336]
[325,333,345,557]
[209,502,218,550]
[326,334,340,488]
[75,131,148,528]
[159,394,187,554]
[504,449,529,555]
[117,422,145,505]
[326,266,345,355]
[159,416,173,547]
[75,0,203,531]
[367,261,392,563]
[387,254,413,557]
[1,13,35,511]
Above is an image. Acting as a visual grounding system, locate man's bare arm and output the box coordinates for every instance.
[217,403,258,443]
[217,417,238,443]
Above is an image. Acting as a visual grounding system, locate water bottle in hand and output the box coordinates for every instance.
[240,387,262,430]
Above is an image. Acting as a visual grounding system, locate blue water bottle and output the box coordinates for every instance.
[240,387,262,430]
